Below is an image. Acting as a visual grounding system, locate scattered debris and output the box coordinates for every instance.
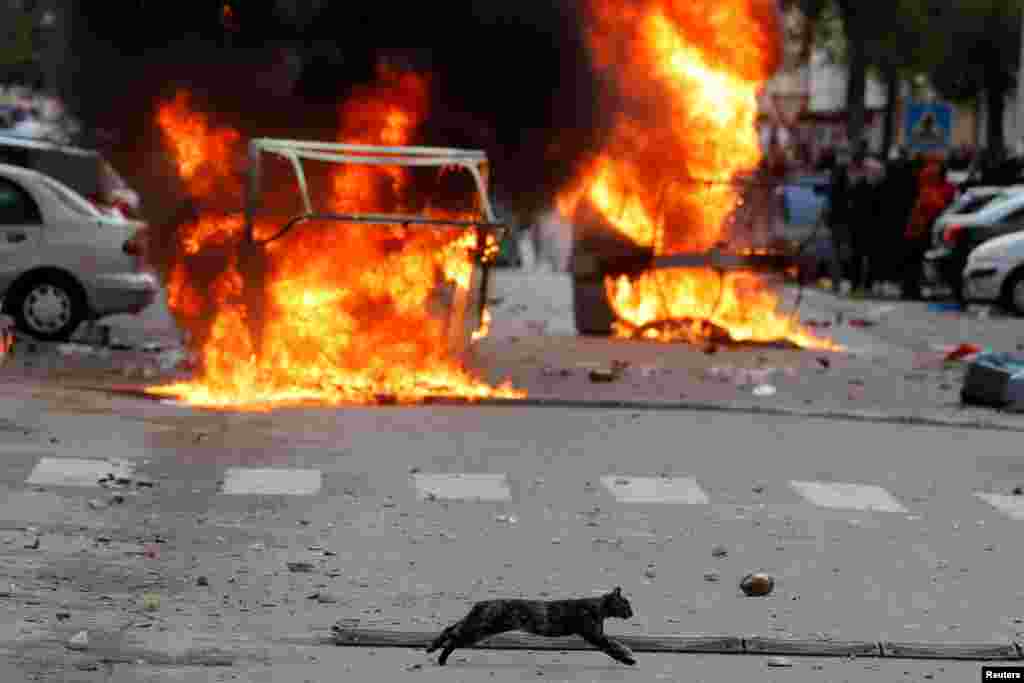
[588,368,619,383]
[142,593,160,611]
[1013,486,1023,496]
[196,576,209,587]
[945,343,983,362]
[703,571,720,583]
[816,357,831,369]
[67,630,89,651]
[56,611,71,621]
[24,536,39,550]
[287,561,316,573]
[962,352,1024,409]
[311,591,339,604]
[87,499,108,511]
[740,572,774,597]
[711,545,729,558]
[752,384,777,397]
[765,656,793,667]
[847,318,875,328]
[643,564,657,580]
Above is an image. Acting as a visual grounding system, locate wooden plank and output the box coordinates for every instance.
[744,637,880,657]
[330,628,741,653]
[880,641,1021,660]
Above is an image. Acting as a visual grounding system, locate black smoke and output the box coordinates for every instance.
[69,1,610,224]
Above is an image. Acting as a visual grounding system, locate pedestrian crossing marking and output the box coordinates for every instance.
[975,492,1024,521]
[221,467,322,496]
[600,475,710,504]
[26,457,134,488]
[790,480,907,513]
[412,473,511,501]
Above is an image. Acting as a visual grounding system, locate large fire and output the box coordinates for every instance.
[147,70,523,410]
[561,0,837,350]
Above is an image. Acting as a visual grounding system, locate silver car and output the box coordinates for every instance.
[0,163,158,341]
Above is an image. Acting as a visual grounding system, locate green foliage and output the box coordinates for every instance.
[0,12,36,68]
[927,0,1023,103]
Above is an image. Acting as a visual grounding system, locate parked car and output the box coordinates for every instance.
[923,189,1024,302]
[0,163,157,341]
[0,133,141,218]
[963,231,1024,315]
[781,173,829,229]
[931,185,1024,247]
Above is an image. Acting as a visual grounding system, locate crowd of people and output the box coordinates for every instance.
[0,84,80,144]
[819,141,988,301]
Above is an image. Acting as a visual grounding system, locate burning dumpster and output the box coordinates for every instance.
[147,80,524,410]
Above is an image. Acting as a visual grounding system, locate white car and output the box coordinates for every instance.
[963,231,1024,315]
[932,185,1024,248]
[0,163,158,341]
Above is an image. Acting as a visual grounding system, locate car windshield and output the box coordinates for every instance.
[35,174,101,219]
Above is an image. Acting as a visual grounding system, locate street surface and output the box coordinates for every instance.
[0,269,1022,682]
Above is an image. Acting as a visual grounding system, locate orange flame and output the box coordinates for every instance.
[148,72,522,410]
[562,0,838,350]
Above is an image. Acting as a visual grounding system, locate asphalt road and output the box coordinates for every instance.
[1,269,1023,681]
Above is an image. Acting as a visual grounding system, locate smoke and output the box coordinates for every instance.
[70,2,609,231]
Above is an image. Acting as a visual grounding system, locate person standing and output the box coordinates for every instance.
[824,146,853,294]
[902,157,955,300]
[845,143,885,296]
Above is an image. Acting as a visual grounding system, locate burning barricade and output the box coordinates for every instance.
[146,72,523,410]
[561,0,837,351]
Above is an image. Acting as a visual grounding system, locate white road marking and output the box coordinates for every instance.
[413,473,511,501]
[221,468,322,496]
[975,492,1024,521]
[600,475,710,504]
[26,457,134,488]
[790,480,907,513]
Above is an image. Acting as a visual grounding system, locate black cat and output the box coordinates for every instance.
[426,586,636,666]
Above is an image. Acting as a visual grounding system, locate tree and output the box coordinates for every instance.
[785,0,943,153]
[927,0,1023,158]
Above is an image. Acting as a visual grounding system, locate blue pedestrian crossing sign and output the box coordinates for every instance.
[905,102,953,152]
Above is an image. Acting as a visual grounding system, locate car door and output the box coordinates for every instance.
[0,176,43,296]
[986,205,1024,247]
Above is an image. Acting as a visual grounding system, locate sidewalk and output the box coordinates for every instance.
[471,269,1024,430]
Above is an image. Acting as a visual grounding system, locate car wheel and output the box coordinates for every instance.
[7,272,88,342]
[1000,268,1024,316]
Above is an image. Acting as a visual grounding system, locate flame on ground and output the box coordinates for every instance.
[561,0,839,350]
[147,72,522,410]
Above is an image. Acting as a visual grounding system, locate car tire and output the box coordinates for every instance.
[1000,267,1024,317]
[6,272,88,342]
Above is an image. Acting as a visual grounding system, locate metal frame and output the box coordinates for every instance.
[241,138,506,357]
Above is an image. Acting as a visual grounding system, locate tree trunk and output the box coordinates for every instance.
[986,85,1007,158]
[839,2,869,149]
[882,66,900,158]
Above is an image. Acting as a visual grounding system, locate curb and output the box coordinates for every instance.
[423,396,1024,434]
[329,628,1024,662]
[73,384,1024,434]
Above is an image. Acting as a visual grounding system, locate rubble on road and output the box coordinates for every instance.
[740,572,774,596]
[961,352,1024,411]
[67,631,89,650]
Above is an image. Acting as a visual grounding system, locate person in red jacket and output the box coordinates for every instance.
[901,157,955,300]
